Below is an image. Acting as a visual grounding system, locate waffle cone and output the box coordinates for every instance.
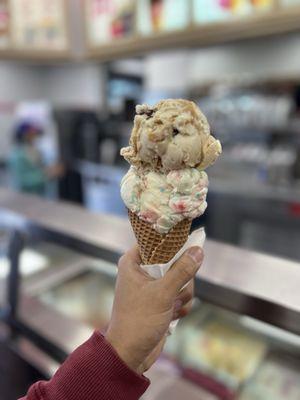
[128,210,192,265]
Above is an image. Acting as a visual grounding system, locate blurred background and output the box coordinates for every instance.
[1,1,300,399]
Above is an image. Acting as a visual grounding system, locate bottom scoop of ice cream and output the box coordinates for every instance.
[121,166,208,234]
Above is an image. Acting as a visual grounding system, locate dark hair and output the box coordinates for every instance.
[14,122,42,144]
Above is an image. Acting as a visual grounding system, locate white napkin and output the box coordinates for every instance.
[141,228,206,333]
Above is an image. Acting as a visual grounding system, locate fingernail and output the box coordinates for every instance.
[187,247,203,265]
[174,300,183,311]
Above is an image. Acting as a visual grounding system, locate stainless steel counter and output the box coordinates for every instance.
[0,189,300,343]
[0,188,135,259]
[210,177,300,203]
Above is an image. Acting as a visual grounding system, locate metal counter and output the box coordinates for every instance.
[73,161,300,259]
[0,188,135,261]
[0,188,300,359]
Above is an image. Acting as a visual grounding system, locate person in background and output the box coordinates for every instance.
[21,245,203,400]
[8,122,63,196]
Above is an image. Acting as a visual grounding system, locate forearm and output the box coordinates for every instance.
[20,332,149,400]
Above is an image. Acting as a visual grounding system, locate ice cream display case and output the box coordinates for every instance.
[0,188,300,399]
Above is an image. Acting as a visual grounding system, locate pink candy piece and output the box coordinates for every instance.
[139,210,159,224]
[169,198,188,213]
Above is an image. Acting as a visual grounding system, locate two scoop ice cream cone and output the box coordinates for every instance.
[121,99,222,265]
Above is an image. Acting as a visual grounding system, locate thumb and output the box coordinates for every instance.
[162,247,203,296]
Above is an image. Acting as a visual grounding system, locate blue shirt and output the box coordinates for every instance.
[9,145,46,195]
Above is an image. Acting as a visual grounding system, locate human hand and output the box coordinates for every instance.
[105,245,203,375]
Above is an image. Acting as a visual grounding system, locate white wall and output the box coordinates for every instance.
[1,32,300,157]
[0,62,105,159]
[144,33,300,93]
[0,63,44,158]
[0,63,43,101]
[189,33,300,83]
[144,50,191,92]
[40,64,105,109]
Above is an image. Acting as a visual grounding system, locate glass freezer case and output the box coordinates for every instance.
[0,189,299,400]
[26,259,300,400]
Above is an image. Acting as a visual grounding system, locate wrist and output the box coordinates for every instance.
[105,330,144,375]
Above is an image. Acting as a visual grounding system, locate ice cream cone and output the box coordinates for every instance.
[122,100,221,265]
[128,209,192,265]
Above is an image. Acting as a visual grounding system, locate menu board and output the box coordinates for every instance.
[0,0,9,48]
[137,0,190,35]
[86,0,136,46]
[10,0,68,50]
[193,0,274,24]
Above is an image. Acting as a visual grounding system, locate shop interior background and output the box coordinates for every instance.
[1,1,300,399]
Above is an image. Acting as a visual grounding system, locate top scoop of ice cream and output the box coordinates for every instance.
[121,99,222,172]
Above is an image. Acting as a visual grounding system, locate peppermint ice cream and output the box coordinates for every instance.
[121,167,208,234]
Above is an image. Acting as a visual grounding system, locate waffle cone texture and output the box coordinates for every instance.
[128,209,192,265]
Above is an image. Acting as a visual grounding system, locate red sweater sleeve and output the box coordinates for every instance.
[20,331,150,400]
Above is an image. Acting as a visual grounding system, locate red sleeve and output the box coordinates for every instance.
[20,331,150,400]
